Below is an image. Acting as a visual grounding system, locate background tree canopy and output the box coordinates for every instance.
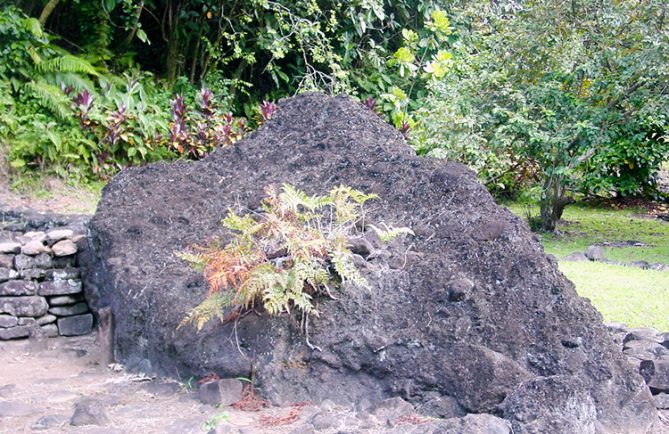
[1,0,668,230]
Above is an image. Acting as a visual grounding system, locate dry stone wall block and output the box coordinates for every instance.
[41,323,59,337]
[19,269,46,280]
[57,313,93,336]
[49,302,88,317]
[0,242,21,254]
[0,254,13,268]
[36,314,57,325]
[39,279,82,296]
[0,296,48,317]
[0,314,18,328]
[52,256,76,268]
[21,240,50,256]
[0,280,37,296]
[45,268,80,281]
[0,324,32,340]
[52,240,77,257]
[13,254,34,270]
[0,267,18,282]
[33,253,53,269]
[19,231,46,244]
[48,294,84,306]
[46,229,74,244]
[648,360,669,393]
[17,317,36,326]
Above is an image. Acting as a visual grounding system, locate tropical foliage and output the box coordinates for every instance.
[412,0,669,230]
[2,1,668,231]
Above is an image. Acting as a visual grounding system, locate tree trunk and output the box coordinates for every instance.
[539,175,574,232]
[163,0,181,83]
[166,31,179,83]
[38,0,60,25]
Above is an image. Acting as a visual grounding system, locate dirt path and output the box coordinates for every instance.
[0,179,99,215]
[0,335,323,434]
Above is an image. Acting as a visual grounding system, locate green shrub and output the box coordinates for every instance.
[579,118,669,198]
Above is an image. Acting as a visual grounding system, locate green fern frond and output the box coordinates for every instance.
[54,72,97,92]
[22,17,43,37]
[237,263,281,308]
[334,200,358,225]
[38,55,99,76]
[175,251,207,271]
[222,210,261,234]
[25,80,71,119]
[330,250,369,288]
[279,183,329,211]
[178,292,230,331]
[263,283,291,315]
[329,185,378,205]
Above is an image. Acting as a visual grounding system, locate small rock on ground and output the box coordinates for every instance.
[70,397,110,426]
[197,379,243,406]
[32,414,69,430]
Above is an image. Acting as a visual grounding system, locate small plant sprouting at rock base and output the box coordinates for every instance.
[177,183,411,349]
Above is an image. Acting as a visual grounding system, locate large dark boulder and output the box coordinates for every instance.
[88,93,659,433]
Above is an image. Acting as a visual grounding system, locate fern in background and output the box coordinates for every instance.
[1,7,99,120]
[0,6,102,178]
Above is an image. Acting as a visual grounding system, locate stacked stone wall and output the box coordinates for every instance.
[0,210,92,339]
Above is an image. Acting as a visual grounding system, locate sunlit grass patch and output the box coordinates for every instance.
[559,261,669,330]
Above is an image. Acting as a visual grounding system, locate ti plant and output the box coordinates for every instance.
[168,89,246,158]
[258,100,278,123]
[178,184,408,350]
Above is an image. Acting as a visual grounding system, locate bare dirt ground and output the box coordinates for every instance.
[0,178,99,215]
[0,334,327,434]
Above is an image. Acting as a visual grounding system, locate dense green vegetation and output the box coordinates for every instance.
[1,1,668,231]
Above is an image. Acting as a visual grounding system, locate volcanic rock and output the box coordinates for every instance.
[39,279,83,296]
[70,397,109,426]
[0,254,13,268]
[57,313,93,336]
[0,242,21,254]
[0,314,18,328]
[52,239,77,257]
[87,93,658,432]
[0,296,48,317]
[197,379,243,406]
[0,267,18,282]
[0,280,37,296]
[21,240,50,256]
[46,229,74,244]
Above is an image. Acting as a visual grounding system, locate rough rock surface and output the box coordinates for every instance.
[88,93,658,432]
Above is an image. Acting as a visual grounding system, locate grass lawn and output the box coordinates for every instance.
[505,201,669,330]
[560,261,669,330]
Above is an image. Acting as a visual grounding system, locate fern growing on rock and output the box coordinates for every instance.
[178,184,407,348]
